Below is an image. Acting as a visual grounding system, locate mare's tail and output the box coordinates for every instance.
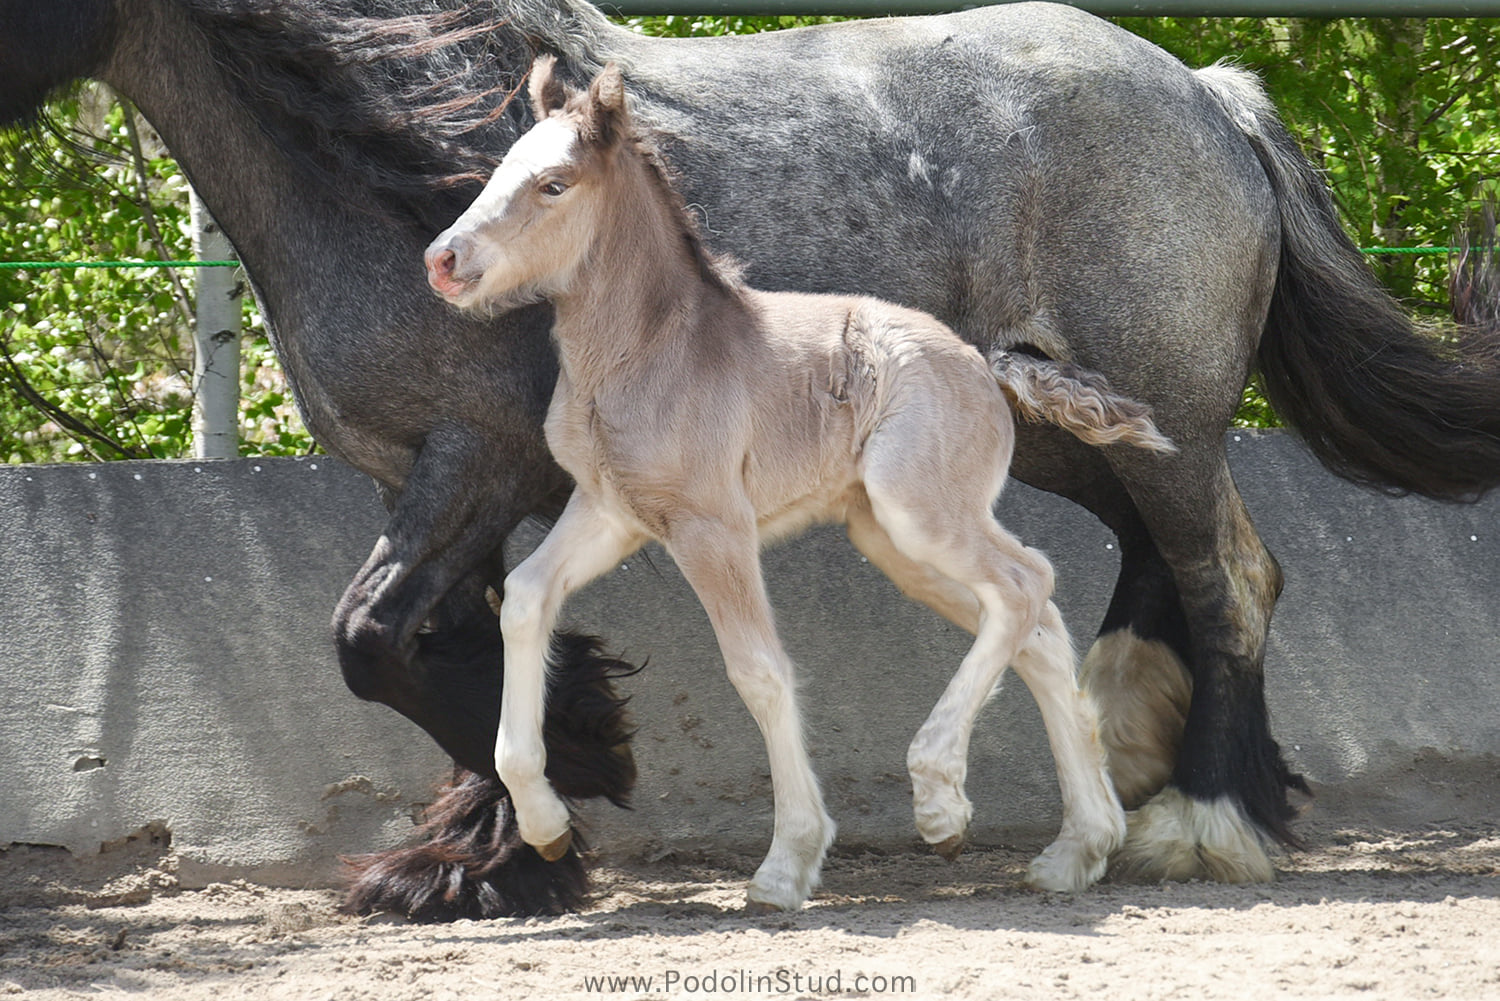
[990,351,1177,454]
[1194,63,1500,502]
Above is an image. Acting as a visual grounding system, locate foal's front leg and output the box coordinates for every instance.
[497,490,645,860]
[665,513,836,912]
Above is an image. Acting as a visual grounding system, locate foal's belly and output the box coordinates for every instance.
[556,404,864,548]
[752,478,864,547]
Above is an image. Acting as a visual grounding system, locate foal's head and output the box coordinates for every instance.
[424,55,628,312]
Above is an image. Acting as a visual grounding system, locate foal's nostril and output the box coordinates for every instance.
[431,247,457,279]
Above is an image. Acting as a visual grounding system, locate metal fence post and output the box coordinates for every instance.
[189,187,242,460]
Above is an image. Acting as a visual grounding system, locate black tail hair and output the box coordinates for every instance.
[1198,65,1500,503]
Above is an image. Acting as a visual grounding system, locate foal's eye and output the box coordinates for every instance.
[539,180,569,197]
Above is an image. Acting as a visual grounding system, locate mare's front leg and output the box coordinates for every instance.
[497,489,645,860]
[664,511,836,912]
[334,428,558,773]
[333,431,636,919]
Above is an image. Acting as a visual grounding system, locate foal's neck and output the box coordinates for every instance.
[549,148,743,387]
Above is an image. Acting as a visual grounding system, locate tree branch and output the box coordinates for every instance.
[0,333,146,460]
[117,94,196,339]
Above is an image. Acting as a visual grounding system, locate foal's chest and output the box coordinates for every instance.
[541,374,709,528]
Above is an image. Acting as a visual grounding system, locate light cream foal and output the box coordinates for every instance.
[425,57,1175,912]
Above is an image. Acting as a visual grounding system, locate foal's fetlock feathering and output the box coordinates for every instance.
[989,351,1177,454]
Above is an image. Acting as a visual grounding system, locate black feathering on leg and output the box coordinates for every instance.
[341,769,588,921]
[541,632,640,806]
[341,633,638,921]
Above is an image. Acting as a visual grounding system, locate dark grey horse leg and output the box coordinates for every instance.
[1012,425,1299,882]
[1008,429,1188,804]
[1077,501,1193,809]
[1101,440,1306,883]
[332,432,636,918]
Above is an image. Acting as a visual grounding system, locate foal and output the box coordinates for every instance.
[426,58,1175,912]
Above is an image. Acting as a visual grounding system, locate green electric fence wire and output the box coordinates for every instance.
[0,260,239,270]
[1360,247,1460,255]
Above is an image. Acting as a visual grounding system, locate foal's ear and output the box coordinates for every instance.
[587,62,628,143]
[528,54,568,119]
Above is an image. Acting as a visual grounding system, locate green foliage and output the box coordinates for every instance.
[3,17,1497,457]
[1118,17,1498,310]
[2,95,186,460]
[1,91,310,461]
[1115,18,1498,426]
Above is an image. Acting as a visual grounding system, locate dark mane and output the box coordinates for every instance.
[0,0,633,231]
[5,0,619,228]
[184,0,536,228]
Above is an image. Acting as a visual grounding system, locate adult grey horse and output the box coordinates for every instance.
[5,0,1499,918]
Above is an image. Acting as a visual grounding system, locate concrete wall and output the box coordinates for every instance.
[2,433,1497,883]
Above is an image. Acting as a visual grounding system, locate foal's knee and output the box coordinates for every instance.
[497,569,547,641]
[724,649,792,711]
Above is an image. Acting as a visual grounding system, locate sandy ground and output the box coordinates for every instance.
[3,760,1498,1000]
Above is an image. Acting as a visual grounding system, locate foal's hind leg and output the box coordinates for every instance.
[846,502,980,634]
[1011,600,1128,891]
[859,484,1123,888]
[1008,428,1192,810]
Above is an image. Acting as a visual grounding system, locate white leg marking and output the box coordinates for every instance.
[668,518,835,912]
[1111,787,1276,884]
[905,598,1015,856]
[1014,602,1127,893]
[497,490,643,858]
[1080,629,1192,808]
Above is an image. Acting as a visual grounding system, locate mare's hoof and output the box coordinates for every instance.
[536,830,573,862]
[932,834,965,861]
[744,899,783,916]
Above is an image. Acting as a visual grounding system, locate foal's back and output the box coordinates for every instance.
[689,289,1011,540]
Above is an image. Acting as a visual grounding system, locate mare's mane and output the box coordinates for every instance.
[183,0,551,227]
[10,0,617,228]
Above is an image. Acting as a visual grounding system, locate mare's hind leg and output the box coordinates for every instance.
[665,511,836,913]
[1104,441,1304,883]
[1078,527,1193,809]
[1008,427,1193,811]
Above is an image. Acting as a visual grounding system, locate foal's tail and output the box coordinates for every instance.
[990,351,1177,454]
[1195,62,1500,503]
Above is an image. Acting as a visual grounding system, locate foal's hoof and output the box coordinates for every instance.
[535,830,573,862]
[932,834,966,861]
